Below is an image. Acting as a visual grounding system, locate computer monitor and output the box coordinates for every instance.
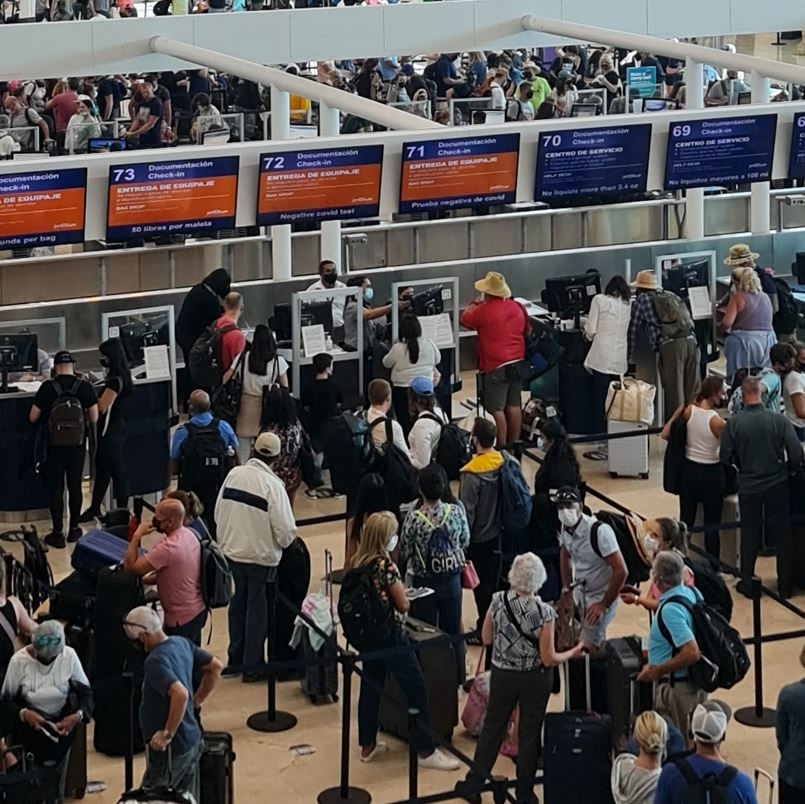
[0,333,38,393]
[119,321,162,366]
[270,304,292,345]
[88,138,128,153]
[662,259,709,299]
[737,91,752,105]
[644,99,670,112]
[570,103,598,117]
[199,129,232,146]
[410,286,444,318]
[541,271,601,327]
[301,301,334,335]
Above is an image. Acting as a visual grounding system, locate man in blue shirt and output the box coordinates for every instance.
[654,701,757,803]
[123,605,222,802]
[776,643,805,803]
[637,551,706,740]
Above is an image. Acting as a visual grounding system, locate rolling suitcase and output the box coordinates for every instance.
[753,768,774,804]
[200,731,235,804]
[566,652,607,714]
[378,617,458,742]
[71,529,130,575]
[607,419,649,479]
[605,636,651,741]
[65,721,88,800]
[543,659,614,804]
[49,569,96,627]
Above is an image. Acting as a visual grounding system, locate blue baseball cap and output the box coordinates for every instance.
[410,376,434,396]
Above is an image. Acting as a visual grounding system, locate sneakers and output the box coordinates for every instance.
[419,748,461,772]
[67,527,83,544]
[44,531,66,549]
[359,741,388,763]
[221,665,242,679]
[78,508,101,524]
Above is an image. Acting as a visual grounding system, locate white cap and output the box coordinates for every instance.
[254,431,281,458]
[691,701,732,744]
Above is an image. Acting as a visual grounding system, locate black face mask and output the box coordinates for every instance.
[152,517,164,533]
[322,271,337,287]
[100,357,109,369]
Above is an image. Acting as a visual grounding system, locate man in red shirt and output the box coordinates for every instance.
[45,78,80,153]
[461,272,527,445]
[215,292,246,382]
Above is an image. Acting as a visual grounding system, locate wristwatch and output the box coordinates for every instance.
[162,729,174,742]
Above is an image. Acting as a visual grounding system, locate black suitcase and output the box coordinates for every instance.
[567,652,607,713]
[300,550,338,704]
[378,617,458,742]
[200,731,235,804]
[93,670,145,757]
[605,636,651,741]
[65,721,87,799]
[0,747,55,803]
[49,570,96,628]
[92,566,144,675]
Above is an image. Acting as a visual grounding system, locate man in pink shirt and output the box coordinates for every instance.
[214,292,246,383]
[124,498,207,645]
[45,78,80,152]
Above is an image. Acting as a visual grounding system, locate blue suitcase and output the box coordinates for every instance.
[71,529,129,575]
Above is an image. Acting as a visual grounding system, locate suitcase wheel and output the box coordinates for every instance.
[332,693,339,703]
[609,472,617,479]
[640,472,649,480]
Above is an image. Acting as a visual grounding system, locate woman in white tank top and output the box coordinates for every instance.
[661,377,726,563]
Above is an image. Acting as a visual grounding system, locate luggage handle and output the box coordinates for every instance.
[753,768,775,804]
[1,744,32,773]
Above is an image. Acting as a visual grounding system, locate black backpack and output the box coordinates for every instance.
[657,595,750,693]
[684,556,733,622]
[366,417,419,515]
[188,322,237,389]
[772,276,800,335]
[591,511,651,585]
[178,419,228,500]
[321,412,374,497]
[338,563,394,651]
[47,379,87,448]
[197,527,233,610]
[674,757,738,804]
[418,412,472,480]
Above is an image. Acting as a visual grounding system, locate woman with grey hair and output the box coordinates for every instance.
[456,552,584,804]
[1,620,93,802]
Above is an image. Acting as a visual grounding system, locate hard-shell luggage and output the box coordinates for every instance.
[93,670,145,757]
[71,529,129,575]
[607,419,649,479]
[49,569,96,627]
[300,550,338,704]
[566,652,607,714]
[65,721,88,799]
[92,565,144,674]
[605,636,650,741]
[378,617,458,741]
[753,768,774,804]
[199,732,235,804]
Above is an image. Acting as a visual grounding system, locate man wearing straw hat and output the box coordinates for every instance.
[461,271,528,446]
[628,270,699,421]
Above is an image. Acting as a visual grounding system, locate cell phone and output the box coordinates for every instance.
[39,720,61,743]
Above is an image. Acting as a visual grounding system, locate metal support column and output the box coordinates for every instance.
[320,102,342,271]
[686,60,705,241]
[751,71,772,234]
[271,86,293,281]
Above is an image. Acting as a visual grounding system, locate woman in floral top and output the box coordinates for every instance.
[349,511,460,772]
[261,386,304,509]
[401,464,470,684]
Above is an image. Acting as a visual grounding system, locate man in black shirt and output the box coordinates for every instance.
[125,82,163,149]
[29,351,98,548]
[146,74,173,128]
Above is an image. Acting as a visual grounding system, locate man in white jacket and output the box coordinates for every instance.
[215,431,298,683]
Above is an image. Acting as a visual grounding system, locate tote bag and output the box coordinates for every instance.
[605,377,656,425]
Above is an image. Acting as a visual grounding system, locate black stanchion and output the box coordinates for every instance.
[491,776,509,804]
[407,708,419,804]
[735,577,777,728]
[771,31,786,46]
[318,653,371,804]
[123,670,134,792]
[247,574,297,733]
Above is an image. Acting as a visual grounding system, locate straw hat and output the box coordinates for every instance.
[630,270,659,291]
[474,271,511,298]
[724,243,759,266]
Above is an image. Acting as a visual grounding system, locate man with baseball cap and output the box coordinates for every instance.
[214,431,298,682]
[29,350,98,548]
[460,271,528,446]
[654,701,757,803]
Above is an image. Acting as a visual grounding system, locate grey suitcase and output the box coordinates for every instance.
[607,419,649,479]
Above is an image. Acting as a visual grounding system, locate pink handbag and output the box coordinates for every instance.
[461,651,490,737]
[461,560,481,590]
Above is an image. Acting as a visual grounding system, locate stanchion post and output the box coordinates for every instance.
[318,653,371,804]
[407,708,419,803]
[123,670,134,792]
[247,573,298,733]
[491,776,509,804]
[735,577,777,728]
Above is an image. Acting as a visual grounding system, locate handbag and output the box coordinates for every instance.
[461,560,480,590]
[211,353,244,427]
[460,650,490,737]
[605,376,656,425]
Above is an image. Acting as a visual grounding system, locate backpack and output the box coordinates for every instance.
[197,529,233,609]
[651,290,694,341]
[673,757,738,804]
[684,556,733,622]
[47,379,87,448]
[499,453,533,532]
[178,419,228,500]
[506,99,523,122]
[338,563,394,651]
[772,276,800,335]
[591,511,652,586]
[657,595,750,693]
[418,412,472,480]
[321,412,373,496]
[415,505,463,576]
[728,366,781,414]
[188,322,237,389]
[366,417,419,515]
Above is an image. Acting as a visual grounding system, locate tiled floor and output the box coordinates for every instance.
[5,370,801,803]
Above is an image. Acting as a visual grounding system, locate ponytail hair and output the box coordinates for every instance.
[655,517,688,555]
[695,375,724,403]
[400,314,421,364]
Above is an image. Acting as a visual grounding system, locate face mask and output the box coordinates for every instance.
[387,533,398,553]
[33,636,63,664]
[322,271,337,287]
[152,517,164,533]
[557,507,579,528]
[643,535,659,557]
[536,437,545,450]
[100,357,109,368]
[364,287,374,303]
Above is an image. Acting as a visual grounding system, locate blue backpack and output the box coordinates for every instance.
[499,453,532,532]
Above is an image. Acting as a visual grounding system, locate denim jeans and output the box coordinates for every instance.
[143,741,202,803]
[228,561,274,673]
[411,571,465,684]
[357,625,435,756]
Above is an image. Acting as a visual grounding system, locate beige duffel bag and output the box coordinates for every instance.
[605,377,656,425]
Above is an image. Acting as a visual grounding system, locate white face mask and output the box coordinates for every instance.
[33,88,46,101]
[386,533,398,554]
[536,437,546,451]
[643,536,659,558]
[557,507,579,528]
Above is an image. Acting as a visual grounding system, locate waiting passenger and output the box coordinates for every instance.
[407,376,448,470]
[64,95,101,154]
[261,386,305,509]
[776,643,805,804]
[611,711,668,804]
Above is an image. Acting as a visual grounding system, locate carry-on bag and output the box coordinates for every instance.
[605,636,651,741]
[753,768,775,804]
[64,721,88,800]
[71,529,130,575]
[0,745,56,803]
[200,731,236,804]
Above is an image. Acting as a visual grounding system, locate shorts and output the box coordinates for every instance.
[482,363,524,413]
[578,599,617,648]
